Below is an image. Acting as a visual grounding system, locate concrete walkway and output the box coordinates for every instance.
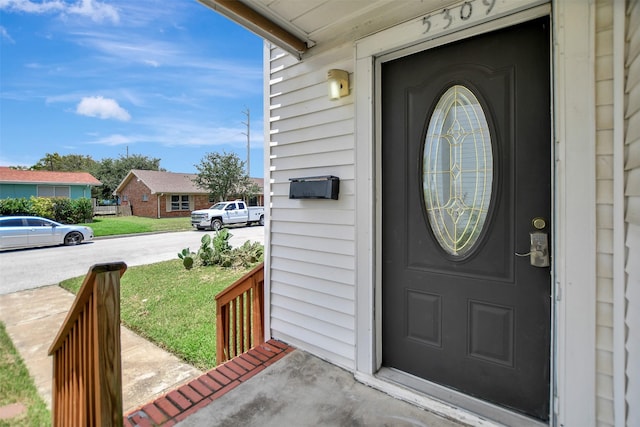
[0,285,201,413]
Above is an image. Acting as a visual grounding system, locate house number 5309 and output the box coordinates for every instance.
[422,0,496,33]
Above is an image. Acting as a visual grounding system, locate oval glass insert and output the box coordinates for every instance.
[423,85,493,256]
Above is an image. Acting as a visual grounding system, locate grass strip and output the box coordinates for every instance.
[80,216,192,237]
[0,322,50,427]
[60,259,250,370]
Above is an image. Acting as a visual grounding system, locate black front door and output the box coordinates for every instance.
[382,18,551,421]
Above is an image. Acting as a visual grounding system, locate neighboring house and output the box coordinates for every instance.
[0,167,101,200]
[198,1,639,427]
[247,177,265,206]
[114,169,264,219]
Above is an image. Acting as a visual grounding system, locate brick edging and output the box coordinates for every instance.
[124,340,294,427]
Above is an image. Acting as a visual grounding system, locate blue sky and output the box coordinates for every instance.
[0,0,265,177]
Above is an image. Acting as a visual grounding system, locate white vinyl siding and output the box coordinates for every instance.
[595,1,615,425]
[625,0,640,425]
[267,42,356,369]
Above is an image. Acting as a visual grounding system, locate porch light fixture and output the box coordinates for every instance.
[328,69,349,100]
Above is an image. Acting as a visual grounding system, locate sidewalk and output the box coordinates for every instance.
[0,285,201,413]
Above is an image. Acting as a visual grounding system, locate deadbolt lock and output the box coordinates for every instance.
[532,217,546,230]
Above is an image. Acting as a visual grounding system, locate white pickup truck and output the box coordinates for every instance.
[191,200,264,231]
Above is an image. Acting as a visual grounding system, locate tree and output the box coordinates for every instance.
[93,154,163,200]
[27,152,162,200]
[193,151,259,202]
[32,153,97,172]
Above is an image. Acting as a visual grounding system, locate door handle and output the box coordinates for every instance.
[528,232,549,267]
[515,217,550,267]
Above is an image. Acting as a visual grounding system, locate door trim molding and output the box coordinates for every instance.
[354,1,596,426]
[551,1,597,426]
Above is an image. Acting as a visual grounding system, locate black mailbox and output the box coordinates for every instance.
[289,176,340,200]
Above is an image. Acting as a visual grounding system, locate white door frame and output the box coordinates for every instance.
[353,1,596,426]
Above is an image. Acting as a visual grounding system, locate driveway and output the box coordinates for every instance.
[0,226,265,295]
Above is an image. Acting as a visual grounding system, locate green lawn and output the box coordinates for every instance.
[81,216,192,237]
[60,259,252,370]
[0,322,51,427]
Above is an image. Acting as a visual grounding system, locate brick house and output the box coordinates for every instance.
[114,169,263,218]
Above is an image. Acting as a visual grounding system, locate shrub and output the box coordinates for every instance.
[52,199,75,224]
[179,229,263,270]
[211,228,233,266]
[70,198,93,223]
[0,197,32,216]
[30,196,55,219]
[0,196,93,223]
[232,240,264,268]
[198,230,233,267]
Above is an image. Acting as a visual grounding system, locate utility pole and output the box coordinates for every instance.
[241,108,250,176]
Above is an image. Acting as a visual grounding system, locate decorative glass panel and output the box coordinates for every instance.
[423,85,493,256]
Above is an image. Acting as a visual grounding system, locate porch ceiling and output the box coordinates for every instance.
[197,0,455,57]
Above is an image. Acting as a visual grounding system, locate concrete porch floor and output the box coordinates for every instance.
[125,340,477,427]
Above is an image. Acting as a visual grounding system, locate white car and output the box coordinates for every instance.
[0,216,94,250]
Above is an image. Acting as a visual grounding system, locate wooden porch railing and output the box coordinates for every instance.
[215,262,264,364]
[48,262,127,427]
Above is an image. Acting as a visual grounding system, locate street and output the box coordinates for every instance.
[0,226,265,295]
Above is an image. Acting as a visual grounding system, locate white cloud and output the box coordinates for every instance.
[76,96,131,121]
[83,115,265,150]
[90,134,132,146]
[0,26,15,43]
[71,31,178,66]
[68,0,118,23]
[0,0,65,14]
[0,0,119,24]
